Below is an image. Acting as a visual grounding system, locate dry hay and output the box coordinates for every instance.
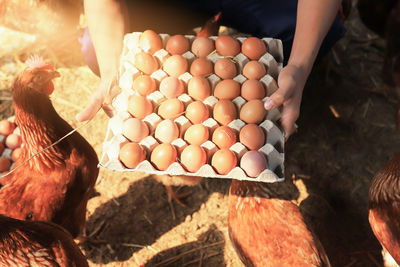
[0,0,84,66]
[0,0,87,119]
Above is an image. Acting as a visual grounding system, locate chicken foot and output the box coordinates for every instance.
[76,220,107,246]
[165,185,192,220]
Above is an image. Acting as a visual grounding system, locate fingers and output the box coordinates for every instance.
[76,80,120,122]
[264,77,299,139]
[265,93,299,140]
[75,92,103,122]
[264,77,297,111]
[264,64,306,140]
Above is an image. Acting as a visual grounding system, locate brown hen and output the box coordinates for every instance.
[197,12,222,37]
[0,214,88,267]
[369,152,400,265]
[228,180,330,267]
[0,55,99,238]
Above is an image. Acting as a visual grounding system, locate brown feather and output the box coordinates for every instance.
[228,180,330,267]
[0,214,88,267]
[369,151,400,264]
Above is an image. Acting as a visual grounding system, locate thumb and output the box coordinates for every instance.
[264,74,297,110]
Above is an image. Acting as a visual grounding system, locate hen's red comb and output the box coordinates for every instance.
[25,55,49,69]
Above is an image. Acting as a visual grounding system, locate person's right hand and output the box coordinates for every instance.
[76,76,120,122]
[264,64,308,140]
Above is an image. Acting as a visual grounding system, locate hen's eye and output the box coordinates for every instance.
[36,75,42,81]
[25,212,33,220]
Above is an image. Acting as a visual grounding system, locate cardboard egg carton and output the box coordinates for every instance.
[100,32,285,183]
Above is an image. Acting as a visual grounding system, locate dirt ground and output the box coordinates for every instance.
[1,1,399,266]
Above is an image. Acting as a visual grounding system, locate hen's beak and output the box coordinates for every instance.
[44,70,60,83]
[51,70,60,79]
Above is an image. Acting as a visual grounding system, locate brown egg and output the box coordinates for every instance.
[0,120,15,136]
[151,143,177,170]
[163,55,188,77]
[166,34,190,55]
[5,134,22,149]
[154,120,179,143]
[214,58,237,79]
[215,35,240,57]
[214,79,241,100]
[139,30,163,54]
[122,118,149,142]
[119,142,146,169]
[159,76,185,98]
[180,145,207,173]
[241,79,266,100]
[211,149,237,175]
[187,76,211,101]
[239,99,267,124]
[241,37,267,60]
[191,36,215,57]
[184,124,209,145]
[0,157,11,172]
[135,52,159,75]
[185,101,209,124]
[213,100,237,125]
[243,61,267,80]
[212,126,237,149]
[11,147,22,162]
[132,75,157,96]
[239,124,265,150]
[240,150,267,177]
[128,95,153,119]
[158,98,184,119]
[190,57,213,77]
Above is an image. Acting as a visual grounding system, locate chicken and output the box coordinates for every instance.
[357,0,400,130]
[152,174,202,206]
[228,180,330,267]
[0,214,88,267]
[0,55,99,238]
[369,152,400,265]
[197,12,222,37]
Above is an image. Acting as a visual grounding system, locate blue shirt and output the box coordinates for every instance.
[180,0,346,64]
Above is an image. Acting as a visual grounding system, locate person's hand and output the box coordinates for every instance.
[264,64,308,140]
[76,76,121,122]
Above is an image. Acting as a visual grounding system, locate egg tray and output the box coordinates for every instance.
[99,32,285,183]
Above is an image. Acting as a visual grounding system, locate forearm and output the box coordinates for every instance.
[84,0,129,80]
[289,0,341,75]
